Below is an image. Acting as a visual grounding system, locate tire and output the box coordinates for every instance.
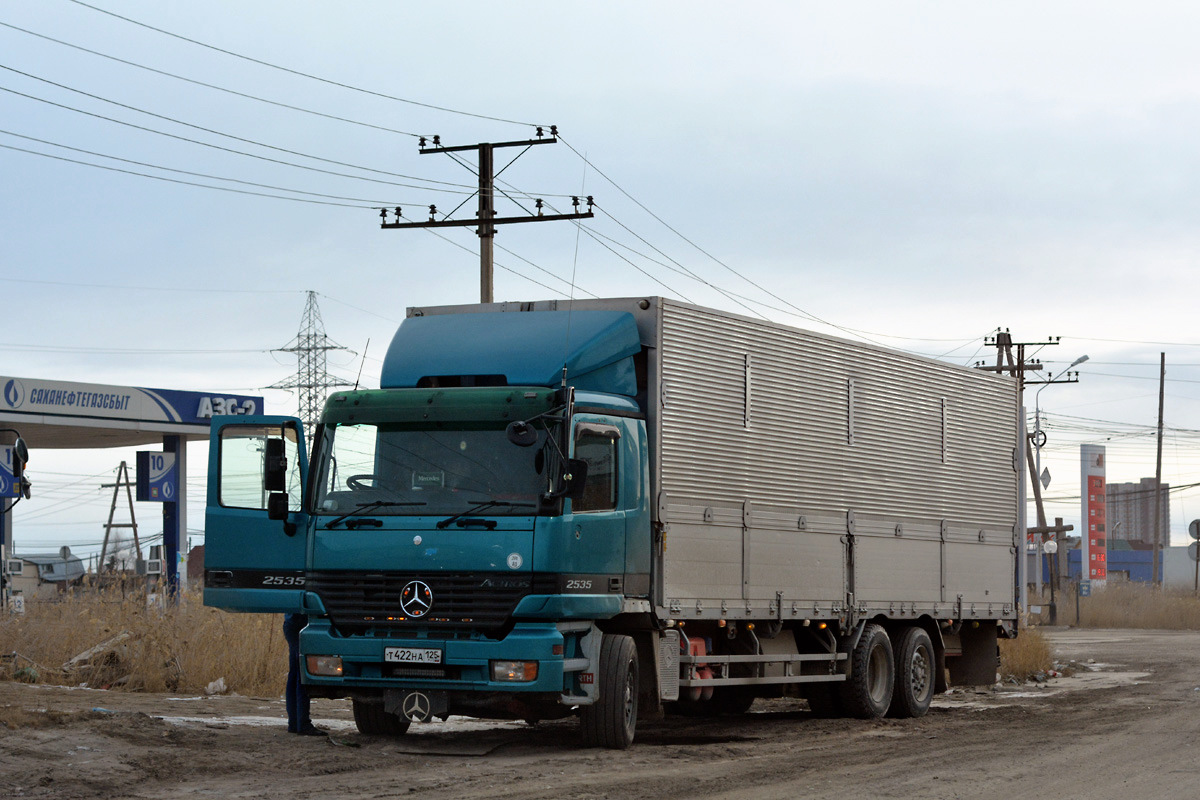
[890,627,935,718]
[352,699,411,736]
[838,623,894,719]
[580,634,639,749]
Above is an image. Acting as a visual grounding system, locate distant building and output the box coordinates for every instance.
[7,553,86,599]
[1107,478,1170,548]
[187,544,205,583]
[1066,543,1161,584]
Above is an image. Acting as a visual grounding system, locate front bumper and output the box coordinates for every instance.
[299,618,575,695]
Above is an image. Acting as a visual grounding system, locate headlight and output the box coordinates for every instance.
[306,655,344,676]
[491,661,538,682]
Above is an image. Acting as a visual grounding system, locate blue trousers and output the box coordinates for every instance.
[283,613,310,732]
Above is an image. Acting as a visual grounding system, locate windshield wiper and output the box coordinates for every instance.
[324,500,426,529]
[435,500,535,530]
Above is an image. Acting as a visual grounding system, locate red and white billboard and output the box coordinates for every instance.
[1081,445,1107,583]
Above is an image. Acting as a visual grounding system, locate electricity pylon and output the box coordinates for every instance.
[269,291,353,439]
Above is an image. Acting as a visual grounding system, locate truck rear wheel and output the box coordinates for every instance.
[839,623,894,718]
[352,699,411,736]
[890,626,935,718]
[580,634,638,749]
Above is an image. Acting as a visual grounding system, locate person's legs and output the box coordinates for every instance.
[283,614,305,733]
[284,613,324,735]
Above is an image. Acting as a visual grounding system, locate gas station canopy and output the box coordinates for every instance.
[0,376,263,449]
[0,375,266,596]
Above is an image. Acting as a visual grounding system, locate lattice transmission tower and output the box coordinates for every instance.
[269,291,353,438]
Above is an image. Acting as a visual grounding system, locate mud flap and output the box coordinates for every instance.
[658,629,680,701]
[948,624,999,686]
[559,621,601,705]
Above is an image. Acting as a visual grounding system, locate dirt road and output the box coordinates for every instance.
[3,628,1199,799]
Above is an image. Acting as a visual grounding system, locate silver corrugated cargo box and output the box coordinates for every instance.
[647,300,1018,622]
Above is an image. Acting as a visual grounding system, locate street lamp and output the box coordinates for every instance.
[1032,354,1089,598]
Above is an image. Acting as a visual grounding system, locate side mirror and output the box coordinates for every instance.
[564,458,589,503]
[267,491,289,521]
[264,438,287,492]
[12,438,28,469]
[11,437,30,500]
[267,492,296,536]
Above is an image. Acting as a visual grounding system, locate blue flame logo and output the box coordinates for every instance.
[3,379,24,409]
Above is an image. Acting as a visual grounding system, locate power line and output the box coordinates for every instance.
[0,341,267,355]
[65,0,542,128]
[0,67,480,192]
[0,24,997,351]
[1044,411,1200,435]
[421,227,580,299]
[1063,334,1200,347]
[1081,369,1200,385]
[558,135,885,346]
[0,276,301,294]
[492,241,602,299]
[0,20,424,138]
[0,141,370,208]
[0,129,416,206]
[573,222,694,302]
[581,205,766,320]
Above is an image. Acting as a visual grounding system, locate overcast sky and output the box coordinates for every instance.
[3,1,1199,561]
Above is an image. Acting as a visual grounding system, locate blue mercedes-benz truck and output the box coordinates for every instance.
[205,297,1020,748]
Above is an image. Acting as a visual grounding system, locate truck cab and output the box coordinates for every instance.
[206,308,653,748]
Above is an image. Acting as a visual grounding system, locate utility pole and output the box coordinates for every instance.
[980,332,1086,618]
[379,126,594,303]
[980,330,1051,615]
[977,329,1055,389]
[1153,352,1166,585]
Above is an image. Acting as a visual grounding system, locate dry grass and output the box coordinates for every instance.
[1076,581,1200,629]
[999,625,1054,681]
[0,585,287,696]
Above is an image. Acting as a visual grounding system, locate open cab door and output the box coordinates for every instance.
[204,416,309,613]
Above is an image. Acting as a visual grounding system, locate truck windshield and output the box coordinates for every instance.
[313,423,548,517]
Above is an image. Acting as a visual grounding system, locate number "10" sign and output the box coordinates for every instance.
[136,450,178,503]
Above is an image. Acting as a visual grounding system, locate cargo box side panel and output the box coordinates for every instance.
[945,536,1015,607]
[661,502,743,602]
[656,300,1018,616]
[851,518,942,604]
[743,507,845,603]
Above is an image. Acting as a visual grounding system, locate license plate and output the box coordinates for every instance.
[384,647,443,664]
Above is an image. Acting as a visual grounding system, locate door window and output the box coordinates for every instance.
[573,424,620,513]
[219,425,302,511]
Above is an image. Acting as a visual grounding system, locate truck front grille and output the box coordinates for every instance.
[307,571,551,637]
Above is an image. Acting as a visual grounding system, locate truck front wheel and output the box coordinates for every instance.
[839,623,894,718]
[352,698,411,736]
[579,634,638,749]
[890,626,935,718]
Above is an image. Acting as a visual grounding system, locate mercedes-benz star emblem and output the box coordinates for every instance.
[400,580,433,618]
[401,691,432,722]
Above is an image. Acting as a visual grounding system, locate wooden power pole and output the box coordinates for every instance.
[379,126,594,303]
[98,461,140,574]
